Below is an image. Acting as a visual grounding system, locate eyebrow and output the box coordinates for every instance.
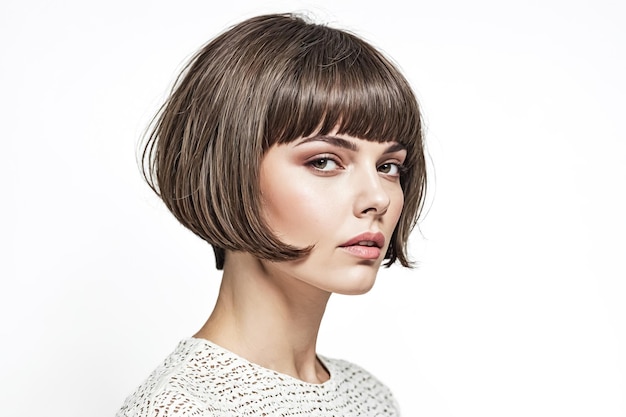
[296,135,406,153]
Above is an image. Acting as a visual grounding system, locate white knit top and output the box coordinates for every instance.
[116,338,400,417]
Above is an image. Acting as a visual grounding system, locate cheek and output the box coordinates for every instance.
[261,173,337,244]
[388,187,405,227]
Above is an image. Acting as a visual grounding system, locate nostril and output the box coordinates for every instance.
[361,205,388,216]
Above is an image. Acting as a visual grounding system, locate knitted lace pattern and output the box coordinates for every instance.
[116,338,399,417]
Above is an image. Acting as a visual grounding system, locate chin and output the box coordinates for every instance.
[328,266,379,295]
[335,285,376,296]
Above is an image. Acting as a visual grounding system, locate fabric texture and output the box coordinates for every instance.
[117,338,399,417]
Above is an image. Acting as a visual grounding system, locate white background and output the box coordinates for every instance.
[2,0,625,416]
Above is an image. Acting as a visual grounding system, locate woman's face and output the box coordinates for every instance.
[259,133,407,295]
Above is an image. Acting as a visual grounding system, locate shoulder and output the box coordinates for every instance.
[116,390,213,417]
[116,339,223,417]
[321,356,401,416]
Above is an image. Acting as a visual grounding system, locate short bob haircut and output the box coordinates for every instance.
[142,13,427,270]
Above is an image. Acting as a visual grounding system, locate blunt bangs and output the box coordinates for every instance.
[266,23,421,161]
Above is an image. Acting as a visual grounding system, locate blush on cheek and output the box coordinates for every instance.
[263,184,331,246]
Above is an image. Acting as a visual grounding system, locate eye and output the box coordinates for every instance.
[378,162,403,176]
[309,157,340,171]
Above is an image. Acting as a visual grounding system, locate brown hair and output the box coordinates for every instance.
[142,13,427,269]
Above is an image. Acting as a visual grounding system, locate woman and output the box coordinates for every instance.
[117,13,426,416]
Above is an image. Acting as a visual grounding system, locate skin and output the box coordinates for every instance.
[195,133,407,384]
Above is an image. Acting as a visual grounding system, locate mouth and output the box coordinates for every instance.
[340,232,385,248]
[339,232,385,260]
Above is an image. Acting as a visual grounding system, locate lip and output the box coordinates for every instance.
[339,232,385,260]
[340,232,385,248]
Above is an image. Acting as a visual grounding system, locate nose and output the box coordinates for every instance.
[353,167,391,217]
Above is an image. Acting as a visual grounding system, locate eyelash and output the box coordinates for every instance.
[378,162,407,176]
[306,155,406,177]
[307,156,341,172]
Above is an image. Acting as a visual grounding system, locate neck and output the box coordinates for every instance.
[194,251,331,384]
